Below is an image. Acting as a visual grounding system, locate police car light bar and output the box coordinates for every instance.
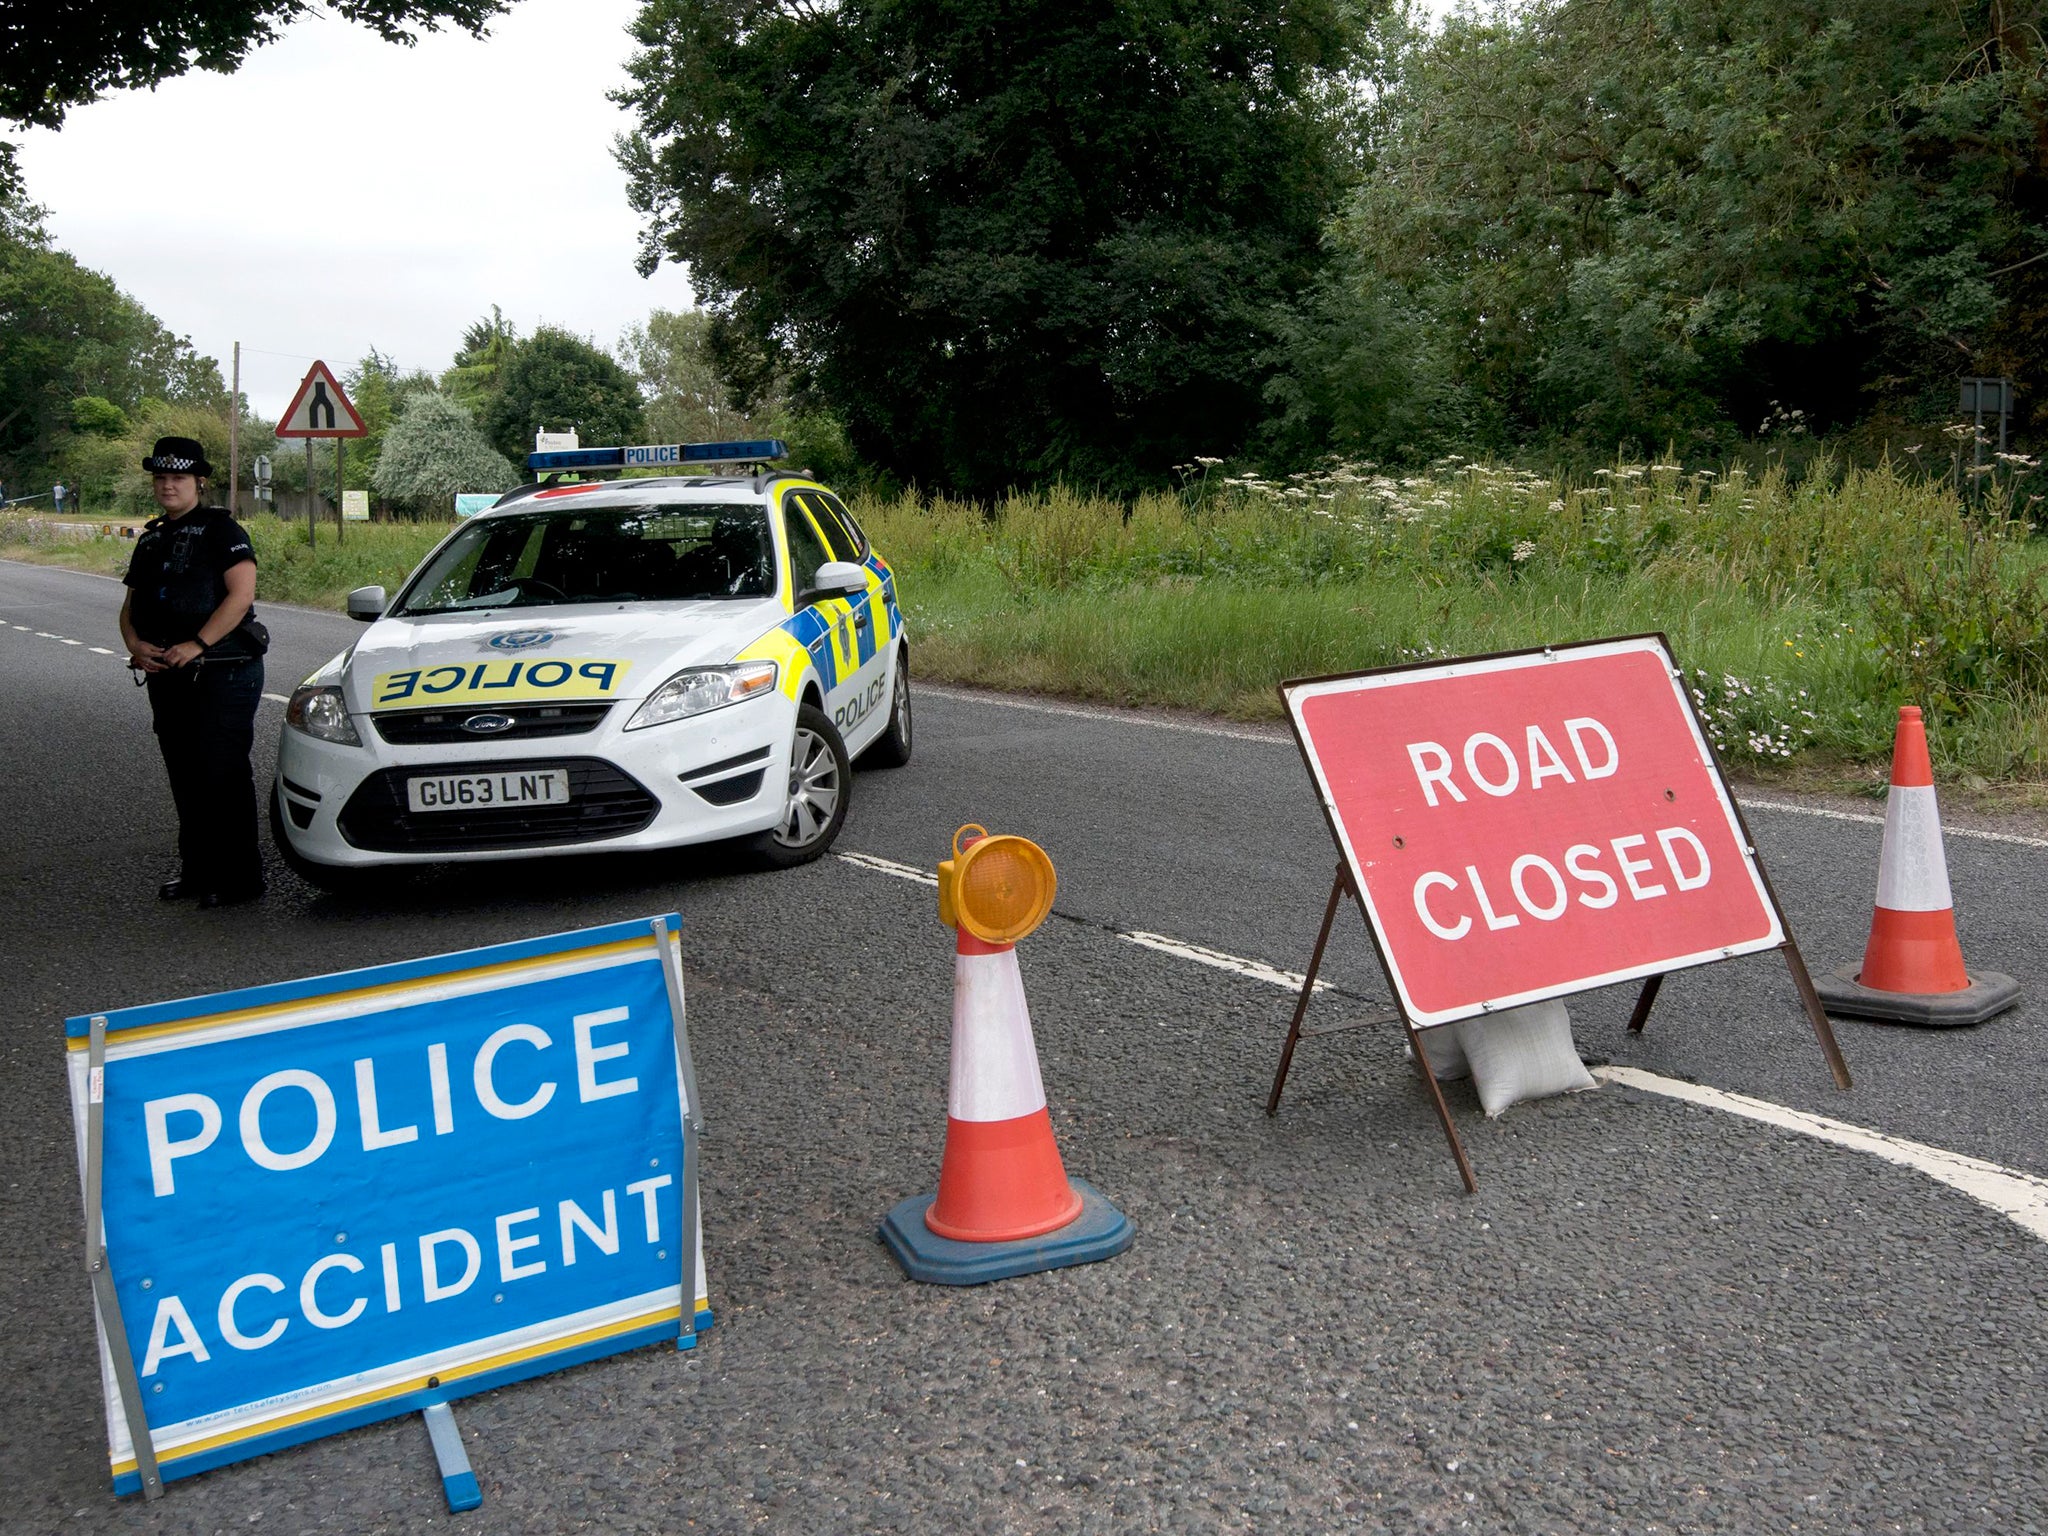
[526,440,790,473]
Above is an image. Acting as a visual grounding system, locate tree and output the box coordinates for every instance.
[479,325,645,464]
[0,1,516,198]
[374,393,520,513]
[616,0,1358,496]
[343,349,439,495]
[0,203,225,486]
[441,306,520,416]
[618,308,772,445]
[1288,0,2048,458]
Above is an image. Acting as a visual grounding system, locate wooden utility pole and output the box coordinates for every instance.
[229,341,240,514]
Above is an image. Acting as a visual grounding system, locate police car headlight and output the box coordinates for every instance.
[625,661,778,730]
[286,685,362,746]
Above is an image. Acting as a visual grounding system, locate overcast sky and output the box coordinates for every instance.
[11,0,695,418]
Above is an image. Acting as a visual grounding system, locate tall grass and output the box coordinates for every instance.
[858,458,2048,781]
[10,458,2043,781]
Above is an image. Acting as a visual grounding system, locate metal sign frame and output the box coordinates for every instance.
[66,914,707,1506]
[1265,634,1849,1191]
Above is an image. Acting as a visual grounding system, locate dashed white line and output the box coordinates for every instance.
[57,637,80,645]
[1118,930,1329,994]
[834,850,936,886]
[263,693,290,705]
[922,683,1286,744]
[88,646,114,655]
[833,845,2048,1242]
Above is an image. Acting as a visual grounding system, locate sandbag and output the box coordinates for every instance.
[1454,999,1596,1117]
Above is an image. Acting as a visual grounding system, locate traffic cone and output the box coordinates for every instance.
[880,830,1133,1285]
[925,927,1086,1240]
[1814,707,2020,1026]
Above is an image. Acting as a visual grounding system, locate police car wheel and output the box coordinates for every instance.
[863,648,913,768]
[751,704,850,867]
[269,783,375,894]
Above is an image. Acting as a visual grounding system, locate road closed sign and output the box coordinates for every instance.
[1285,636,1782,1026]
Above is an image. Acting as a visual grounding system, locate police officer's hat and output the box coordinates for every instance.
[142,436,212,478]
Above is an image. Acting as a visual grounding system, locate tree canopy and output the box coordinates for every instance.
[374,392,519,509]
[618,0,1358,496]
[0,203,224,488]
[1273,0,2048,461]
[479,325,646,464]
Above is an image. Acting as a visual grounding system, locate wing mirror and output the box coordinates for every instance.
[799,561,868,606]
[346,585,387,623]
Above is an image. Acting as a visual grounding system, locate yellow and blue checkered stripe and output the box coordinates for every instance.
[734,551,901,700]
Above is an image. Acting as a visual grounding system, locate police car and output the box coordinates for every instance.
[271,441,911,885]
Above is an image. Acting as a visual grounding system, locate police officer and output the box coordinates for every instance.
[119,436,268,907]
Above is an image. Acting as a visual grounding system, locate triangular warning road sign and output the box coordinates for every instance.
[276,361,367,438]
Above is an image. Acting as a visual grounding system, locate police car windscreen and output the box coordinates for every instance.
[394,504,776,614]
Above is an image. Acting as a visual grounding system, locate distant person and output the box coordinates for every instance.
[118,436,269,907]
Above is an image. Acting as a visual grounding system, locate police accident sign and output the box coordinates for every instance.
[65,915,706,1494]
[1284,637,1781,1026]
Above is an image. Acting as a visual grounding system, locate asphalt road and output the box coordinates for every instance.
[3,557,2045,1535]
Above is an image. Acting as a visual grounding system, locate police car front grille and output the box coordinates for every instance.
[336,759,659,853]
[372,703,613,744]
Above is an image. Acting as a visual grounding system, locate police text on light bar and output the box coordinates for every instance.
[526,440,790,474]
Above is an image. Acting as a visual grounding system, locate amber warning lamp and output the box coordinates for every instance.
[937,824,1057,944]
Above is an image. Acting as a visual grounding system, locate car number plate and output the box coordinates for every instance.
[407,769,571,813]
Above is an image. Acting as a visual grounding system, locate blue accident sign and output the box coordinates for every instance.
[66,915,705,1496]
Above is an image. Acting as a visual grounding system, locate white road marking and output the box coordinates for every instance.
[263,693,290,705]
[1742,797,2048,850]
[922,683,1286,744]
[1597,1066,2048,1243]
[835,850,937,886]
[58,637,80,645]
[834,845,2048,1240]
[88,646,114,655]
[1119,930,1329,994]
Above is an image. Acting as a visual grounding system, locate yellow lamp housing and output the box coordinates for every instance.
[937,823,1058,944]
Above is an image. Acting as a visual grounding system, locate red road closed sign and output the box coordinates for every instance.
[1285,636,1782,1026]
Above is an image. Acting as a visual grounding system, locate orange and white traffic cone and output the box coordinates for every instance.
[925,927,1086,1240]
[1814,706,2020,1026]
[880,828,1133,1284]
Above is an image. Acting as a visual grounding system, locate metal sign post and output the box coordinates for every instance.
[274,361,368,546]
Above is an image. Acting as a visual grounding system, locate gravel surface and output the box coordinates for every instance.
[5,560,2045,1535]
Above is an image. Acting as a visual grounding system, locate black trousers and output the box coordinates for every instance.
[146,659,264,894]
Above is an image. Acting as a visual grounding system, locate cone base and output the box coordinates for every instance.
[880,1178,1134,1286]
[1814,965,2021,1027]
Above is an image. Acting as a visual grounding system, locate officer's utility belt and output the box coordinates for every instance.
[129,655,260,685]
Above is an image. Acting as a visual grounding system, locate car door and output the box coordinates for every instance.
[779,489,864,729]
[793,490,892,747]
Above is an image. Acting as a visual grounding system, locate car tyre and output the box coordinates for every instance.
[748,703,851,868]
[270,782,376,894]
[862,648,913,768]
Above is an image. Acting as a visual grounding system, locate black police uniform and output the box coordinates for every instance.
[124,506,266,898]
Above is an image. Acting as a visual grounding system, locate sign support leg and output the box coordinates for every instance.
[1625,973,1664,1035]
[336,437,345,546]
[84,1015,162,1499]
[1398,1014,1478,1195]
[1265,867,1347,1116]
[421,1402,481,1512]
[1781,940,1853,1090]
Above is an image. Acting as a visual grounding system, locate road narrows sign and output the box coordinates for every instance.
[67,914,706,1501]
[274,360,367,439]
[1266,635,1849,1190]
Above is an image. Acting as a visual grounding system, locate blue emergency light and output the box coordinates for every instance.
[526,439,789,474]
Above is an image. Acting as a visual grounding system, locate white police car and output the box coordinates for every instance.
[272,442,911,885]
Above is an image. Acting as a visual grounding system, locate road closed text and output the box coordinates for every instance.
[1400,717,1715,942]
